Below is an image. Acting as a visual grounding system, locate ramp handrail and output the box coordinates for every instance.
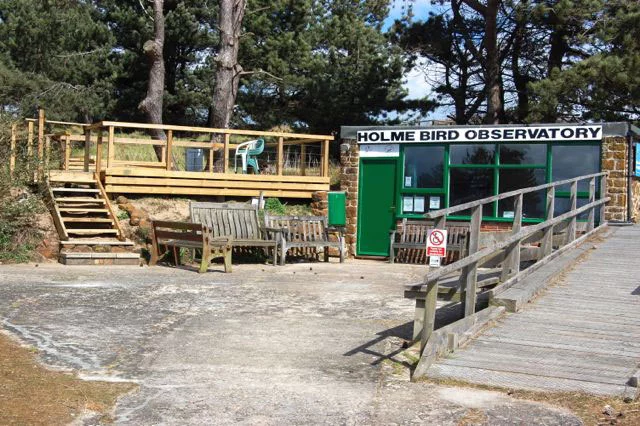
[408,172,610,350]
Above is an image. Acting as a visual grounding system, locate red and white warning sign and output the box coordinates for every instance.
[426,229,447,257]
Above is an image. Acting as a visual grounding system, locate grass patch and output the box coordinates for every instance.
[0,332,136,425]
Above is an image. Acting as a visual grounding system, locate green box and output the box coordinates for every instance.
[327,191,346,227]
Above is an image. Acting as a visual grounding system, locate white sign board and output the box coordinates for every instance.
[356,125,603,144]
[359,143,400,157]
[426,229,447,258]
[429,256,441,268]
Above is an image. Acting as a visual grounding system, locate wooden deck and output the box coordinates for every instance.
[424,225,640,397]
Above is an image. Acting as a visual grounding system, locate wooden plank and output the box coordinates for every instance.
[461,205,481,317]
[501,194,522,281]
[105,166,331,183]
[64,135,71,171]
[208,142,214,173]
[67,229,119,235]
[322,139,330,177]
[172,141,223,149]
[587,177,595,231]
[95,132,103,172]
[54,197,105,203]
[44,135,51,172]
[46,183,69,241]
[539,186,555,261]
[106,176,326,192]
[58,207,108,213]
[62,217,114,223]
[166,130,173,171]
[94,120,335,140]
[49,171,95,183]
[105,185,315,199]
[83,129,91,172]
[94,172,125,241]
[107,126,115,168]
[567,181,577,243]
[112,137,166,146]
[52,188,100,193]
[300,144,306,176]
[223,134,230,173]
[277,136,284,176]
[421,281,439,351]
[9,123,16,177]
[27,120,34,159]
[37,109,45,179]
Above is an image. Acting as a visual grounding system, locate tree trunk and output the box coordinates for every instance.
[210,0,247,172]
[511,1,529,122]
[484,0,502,124]
[138,0,166,161]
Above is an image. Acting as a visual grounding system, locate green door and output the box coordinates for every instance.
[357,158,397,256]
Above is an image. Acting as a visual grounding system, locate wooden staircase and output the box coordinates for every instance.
[47,171,139,265]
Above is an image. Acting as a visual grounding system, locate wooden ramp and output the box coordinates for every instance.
[424,225,640,397]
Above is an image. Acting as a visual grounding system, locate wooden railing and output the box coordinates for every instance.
[83,121,334,177]
[408,172,610,351]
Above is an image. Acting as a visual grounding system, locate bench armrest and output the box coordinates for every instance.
[327,226,345,236]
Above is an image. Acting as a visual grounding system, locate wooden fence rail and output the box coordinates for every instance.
[407,172,610,352]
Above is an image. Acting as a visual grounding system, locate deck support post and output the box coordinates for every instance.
[64,135,71,171]
[37,109,45,180]
[420,280,439,352]
[223,133,230,173]
[95,132,103,173]
[539,186,555,260]
[9,123,16,178]
[107,126,115,169]
[300,144,306,176]
[460,204,481,317]
[322,139,330,177]
[501,194,522,281]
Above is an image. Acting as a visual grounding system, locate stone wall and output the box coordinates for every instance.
[340,140,359,257]
[601,136,630,222]
[310,191,328,217]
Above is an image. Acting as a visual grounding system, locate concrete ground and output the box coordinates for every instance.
[0,260,582,425]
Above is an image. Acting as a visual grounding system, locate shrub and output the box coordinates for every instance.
[264,198,286,215]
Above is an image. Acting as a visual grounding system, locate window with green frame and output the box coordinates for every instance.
[398,141,601,222]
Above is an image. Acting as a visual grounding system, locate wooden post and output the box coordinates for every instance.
[420,280,439,351]
[460,204,481,317]
[567,181,577,243]
[434,215,447,230]
[539,186,555,260]
[322,139,330,177]
[277,136,284,176]
[64,135,71,170]
[300,143,306,176]
[83,129,91,172]
[600,175,608,225]
[107,126,115,168]
[587,177,596,232]
[44,135,51,173]
[208,142,214,173]
[9,123,16,178]
[223,133,230,173]
[27,120,34,160]
[95,132,103,173]
[501,194,522,281]
[37,109,45,179]
[166,130,173,171]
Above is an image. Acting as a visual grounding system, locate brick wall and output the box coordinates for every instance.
[601,136,630,222]
[340,140,359,257]
[310,191,328,217]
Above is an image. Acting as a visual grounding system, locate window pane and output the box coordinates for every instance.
[498,169,547,219]
[552,145,600,191]
[450,144,495,165]
[555,197,590,220]
[404,146,445,188]
[449,168,494,216]
[500,144,547,165]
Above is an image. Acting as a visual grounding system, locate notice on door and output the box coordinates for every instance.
[426,229,447,257]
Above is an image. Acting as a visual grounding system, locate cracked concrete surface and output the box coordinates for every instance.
[0,261,582,425]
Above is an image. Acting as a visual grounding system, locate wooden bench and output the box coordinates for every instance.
[149,220,232,273]
[264,214,345,265]
[189,202,280,265]
[389,219,470,264]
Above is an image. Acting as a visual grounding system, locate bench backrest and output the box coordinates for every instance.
[399,219,470,249]
[264,214,329,242]
[190,202,264,240]
[152,220,207,245]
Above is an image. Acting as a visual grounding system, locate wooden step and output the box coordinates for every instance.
[67,229,119,235]
[49,171,96,184]
[62,217,114,223]
[58,208,109,213]
[61,239,134,246]
[54,197,105,203]
[52,188,100,193]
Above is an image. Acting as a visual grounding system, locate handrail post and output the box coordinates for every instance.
[9,123,16,178]
[322,139,330,177]
[63,135,71,171]
[600,174,608,225]
[166,130,173,171]
[420,280,439,351]
[107,126,115,169]
[27,120,34,167]
[567,181,578,243]
[37,108,45,180]
[223,133,230,173]
[460,204,481,317]
[83,129,91,172]
[300,143,306,176]
[44,135,51,173]
[95,132,103,173]
[539,186,555,260]
[587,177,596,231]
[501,193,522,281]
[277,136,284,175]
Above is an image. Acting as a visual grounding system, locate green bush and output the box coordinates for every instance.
[264,198,286,215]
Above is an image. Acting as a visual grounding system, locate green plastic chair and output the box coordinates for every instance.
[234,138,265,174]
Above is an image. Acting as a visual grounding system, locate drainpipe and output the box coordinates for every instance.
[627,129,633,223]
